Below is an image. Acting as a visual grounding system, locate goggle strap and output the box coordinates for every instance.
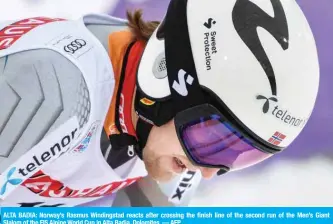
[164,0,206,113]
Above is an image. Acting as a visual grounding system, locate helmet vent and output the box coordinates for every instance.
[153,52,167,79]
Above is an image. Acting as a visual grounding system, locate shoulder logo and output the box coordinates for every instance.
[172,69,194,96]
[0,167,23,196]
[63,39,87,54]
[72,122,99,153]
[232,0,289,96]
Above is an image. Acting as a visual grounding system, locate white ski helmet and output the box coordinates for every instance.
[135,0,320,172]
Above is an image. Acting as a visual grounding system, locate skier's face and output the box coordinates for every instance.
[142,119,219,182]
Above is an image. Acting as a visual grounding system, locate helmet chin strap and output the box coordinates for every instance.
[134,118,153,159]
[133,84,177,160]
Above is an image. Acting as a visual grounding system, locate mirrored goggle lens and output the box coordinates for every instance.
[180,115,272,170]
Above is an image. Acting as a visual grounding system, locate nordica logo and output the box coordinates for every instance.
[256,95,307,128]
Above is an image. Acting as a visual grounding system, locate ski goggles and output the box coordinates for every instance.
[174,104,274,173]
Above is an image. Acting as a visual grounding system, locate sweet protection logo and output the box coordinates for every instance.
[204,18,216,29]
[0,167,23,196]
[203,17,218,71]
[172,69,194,96]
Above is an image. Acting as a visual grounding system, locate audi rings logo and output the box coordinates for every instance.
[64,39,87,54]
